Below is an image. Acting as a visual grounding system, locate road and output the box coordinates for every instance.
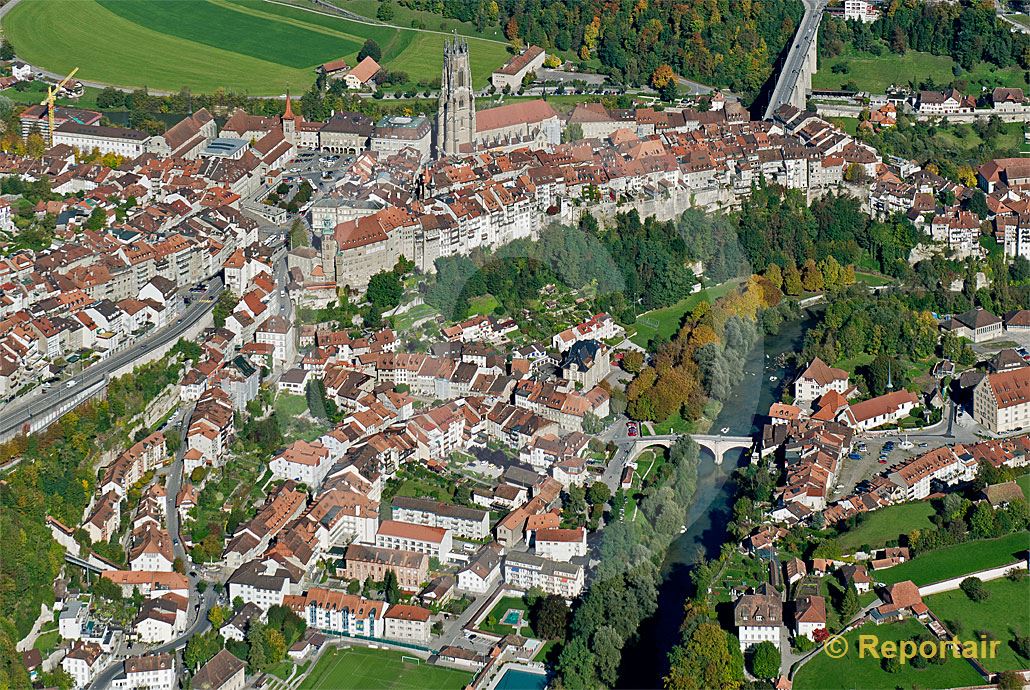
[164,402,196,564]
[998,11,1030,35]
[435,582,506,655]
[88,401,215,689]
[0,277,223,440]
[763,0,826,120]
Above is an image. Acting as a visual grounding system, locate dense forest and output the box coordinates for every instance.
[402,0,804,101]
[738,185,919,279]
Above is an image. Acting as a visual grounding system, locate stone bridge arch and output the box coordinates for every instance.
[624,434,753,466]
[691,435,754,465]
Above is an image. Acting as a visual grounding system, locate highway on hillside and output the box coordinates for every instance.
[0,277,224,440]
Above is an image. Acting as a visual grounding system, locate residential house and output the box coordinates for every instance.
[111,653,176,690]
[342,543,429,591]
[503,551,584,598]
[191,649,246,690]
[794,358,850,405]
[62,641,104,689]
[375,521,452,562]
[794,595,826,641]
[269,439,332,489]
[383,604,432,645]
[227,560,296,609]
[390,496,490,540]
[559,339,610,389]
[734,584,782,651]
[457,543,502,594]
[974,366,1030,434]
[533,527,587,562]
[303,587,386,638]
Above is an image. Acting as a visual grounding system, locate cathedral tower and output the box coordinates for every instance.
[436,34,476,158]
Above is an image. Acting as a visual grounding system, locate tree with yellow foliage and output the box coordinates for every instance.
[651,64,675,89]
[582,16,601,57]
[26,132,45,159]
[957,164,977,187]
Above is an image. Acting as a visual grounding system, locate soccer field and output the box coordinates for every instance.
[298,647,472,690]
[2,0,509,95]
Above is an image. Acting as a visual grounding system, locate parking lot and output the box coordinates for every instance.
[829,401,981,499]
[831,435,932,498]
[284,149,357,193]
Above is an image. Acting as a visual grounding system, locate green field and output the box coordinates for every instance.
[467,294,500,317]
[629,278,744,347]
[299,647,471,690]
[853,270,894,287]
[0,81,105,110]
[828,502,936,555]
[32,629,60,656]
[343,0,503,42]
[793,619,984,690]
[877,532,1030,586]
[925,575,1030,672]
[814,47,1027,93]
[651,412,695,435]
[274,391,328,443]
[633,448,665,488]
[1017,471,1030,497]
[3,0,509,94]
[392,303,439,332]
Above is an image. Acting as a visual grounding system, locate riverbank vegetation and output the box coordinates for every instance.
[660,458,779,689]
[742,187,919,280]
[555,436,700,687]
[424,209,748,344]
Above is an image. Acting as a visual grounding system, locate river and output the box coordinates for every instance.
[619,308,820,689]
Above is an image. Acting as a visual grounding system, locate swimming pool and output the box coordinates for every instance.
[501,609,523,625]
[494,668,547,690]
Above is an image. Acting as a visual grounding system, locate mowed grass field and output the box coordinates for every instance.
[628,278,744,347]
[876,532,1030,586]
[298,647,472,690]
[814,46,1027,93]
[793,619,983,690]
[826,501,936,555]
[2,0,509,95]
[925,575,1030,672]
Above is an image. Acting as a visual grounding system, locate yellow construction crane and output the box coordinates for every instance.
[39,67,79,146]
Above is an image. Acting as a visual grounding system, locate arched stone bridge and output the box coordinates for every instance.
[622,433,754,465]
